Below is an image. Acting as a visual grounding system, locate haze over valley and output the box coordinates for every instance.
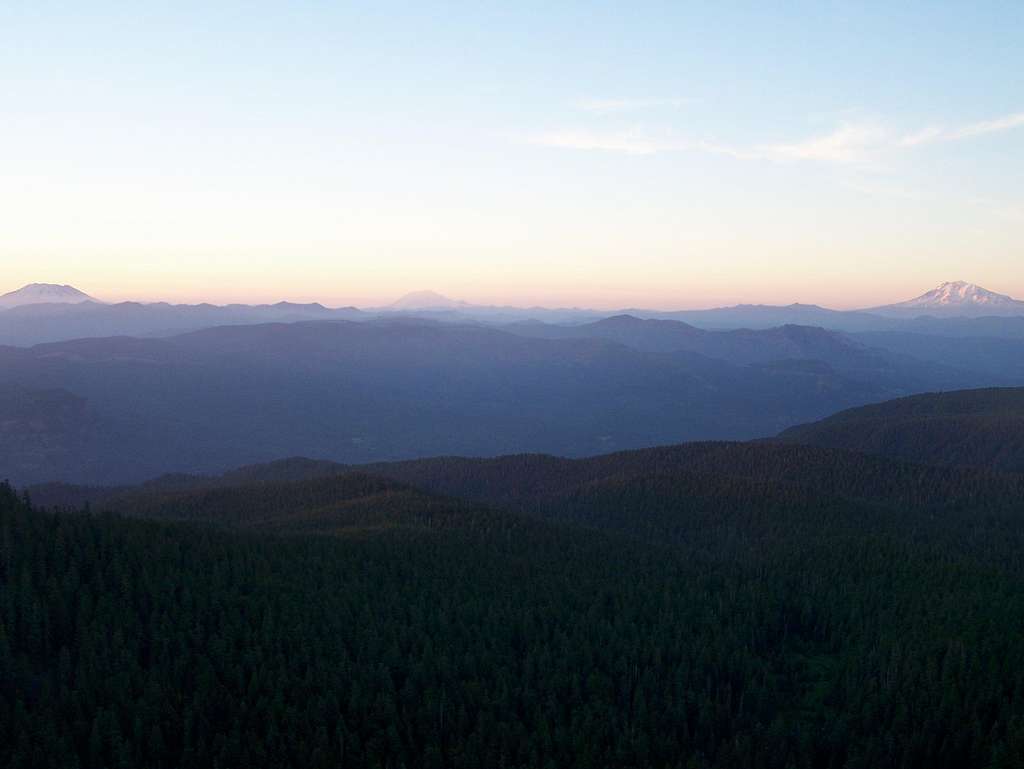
[2,280,1024,486]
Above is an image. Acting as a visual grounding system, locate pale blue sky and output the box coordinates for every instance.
[2,2,1022,308]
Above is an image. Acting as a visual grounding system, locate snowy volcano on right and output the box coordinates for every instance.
[868,281,1024,318]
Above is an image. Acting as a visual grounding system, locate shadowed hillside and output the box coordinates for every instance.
[33,438,1024,549]
[7,425,1024,768]
[779,387,1024,473]
[97,472,505,536]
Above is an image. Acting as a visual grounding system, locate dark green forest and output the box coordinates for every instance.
[5,432,1024,768]
[779,387,1024,473]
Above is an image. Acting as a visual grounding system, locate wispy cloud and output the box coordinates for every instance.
[529,123,887,163]
[765,111,1024,161]
[764,123,888,164]
[899,112,1024,147]
[573,97,692,114]
[529,109,1024,165]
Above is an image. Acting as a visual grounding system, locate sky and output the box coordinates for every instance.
[1,1,1022,310]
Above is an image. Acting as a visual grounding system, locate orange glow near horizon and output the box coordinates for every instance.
[2,3,1022,318]
[4,262,1022,313]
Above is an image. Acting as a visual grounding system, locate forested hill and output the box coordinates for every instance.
[28,438,1024,552]
[11,400,1024,766]
[90,472,514,537]
[6,439,1024,767]
[778,387,1024,472]
[361,441,1024,513]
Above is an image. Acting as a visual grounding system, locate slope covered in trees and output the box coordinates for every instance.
[31,438,1024,531]
[7,434,1024,767]
[778,387,1024,472]
[30,436,1024,552]
[10,405,1024,768]
[94,472,506,537]
[361,440,1024,512]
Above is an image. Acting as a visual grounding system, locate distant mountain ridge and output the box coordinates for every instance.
[508,314,891,366]
[0,299,365,346]
[4,280,1024,345]
[377,281,1024,329]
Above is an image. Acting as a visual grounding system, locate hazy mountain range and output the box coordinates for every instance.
[1,280,1023,487]
[2,281,1024,348]
[0,315,1010,487]
[0,298,366,346]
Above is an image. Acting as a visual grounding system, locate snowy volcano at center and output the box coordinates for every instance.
[387,290,470,311]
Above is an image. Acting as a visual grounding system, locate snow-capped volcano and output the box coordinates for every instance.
[387,290,469,310]
[0,283,98,309]
[869,281,1024,318]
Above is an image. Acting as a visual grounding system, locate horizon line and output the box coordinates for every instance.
[2,279,1020,316]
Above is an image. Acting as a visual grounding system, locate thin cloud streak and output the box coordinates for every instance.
[530,124,885,163]
[531,110,1024,164]
[764,123,888,164]
[900,112,1024,146]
